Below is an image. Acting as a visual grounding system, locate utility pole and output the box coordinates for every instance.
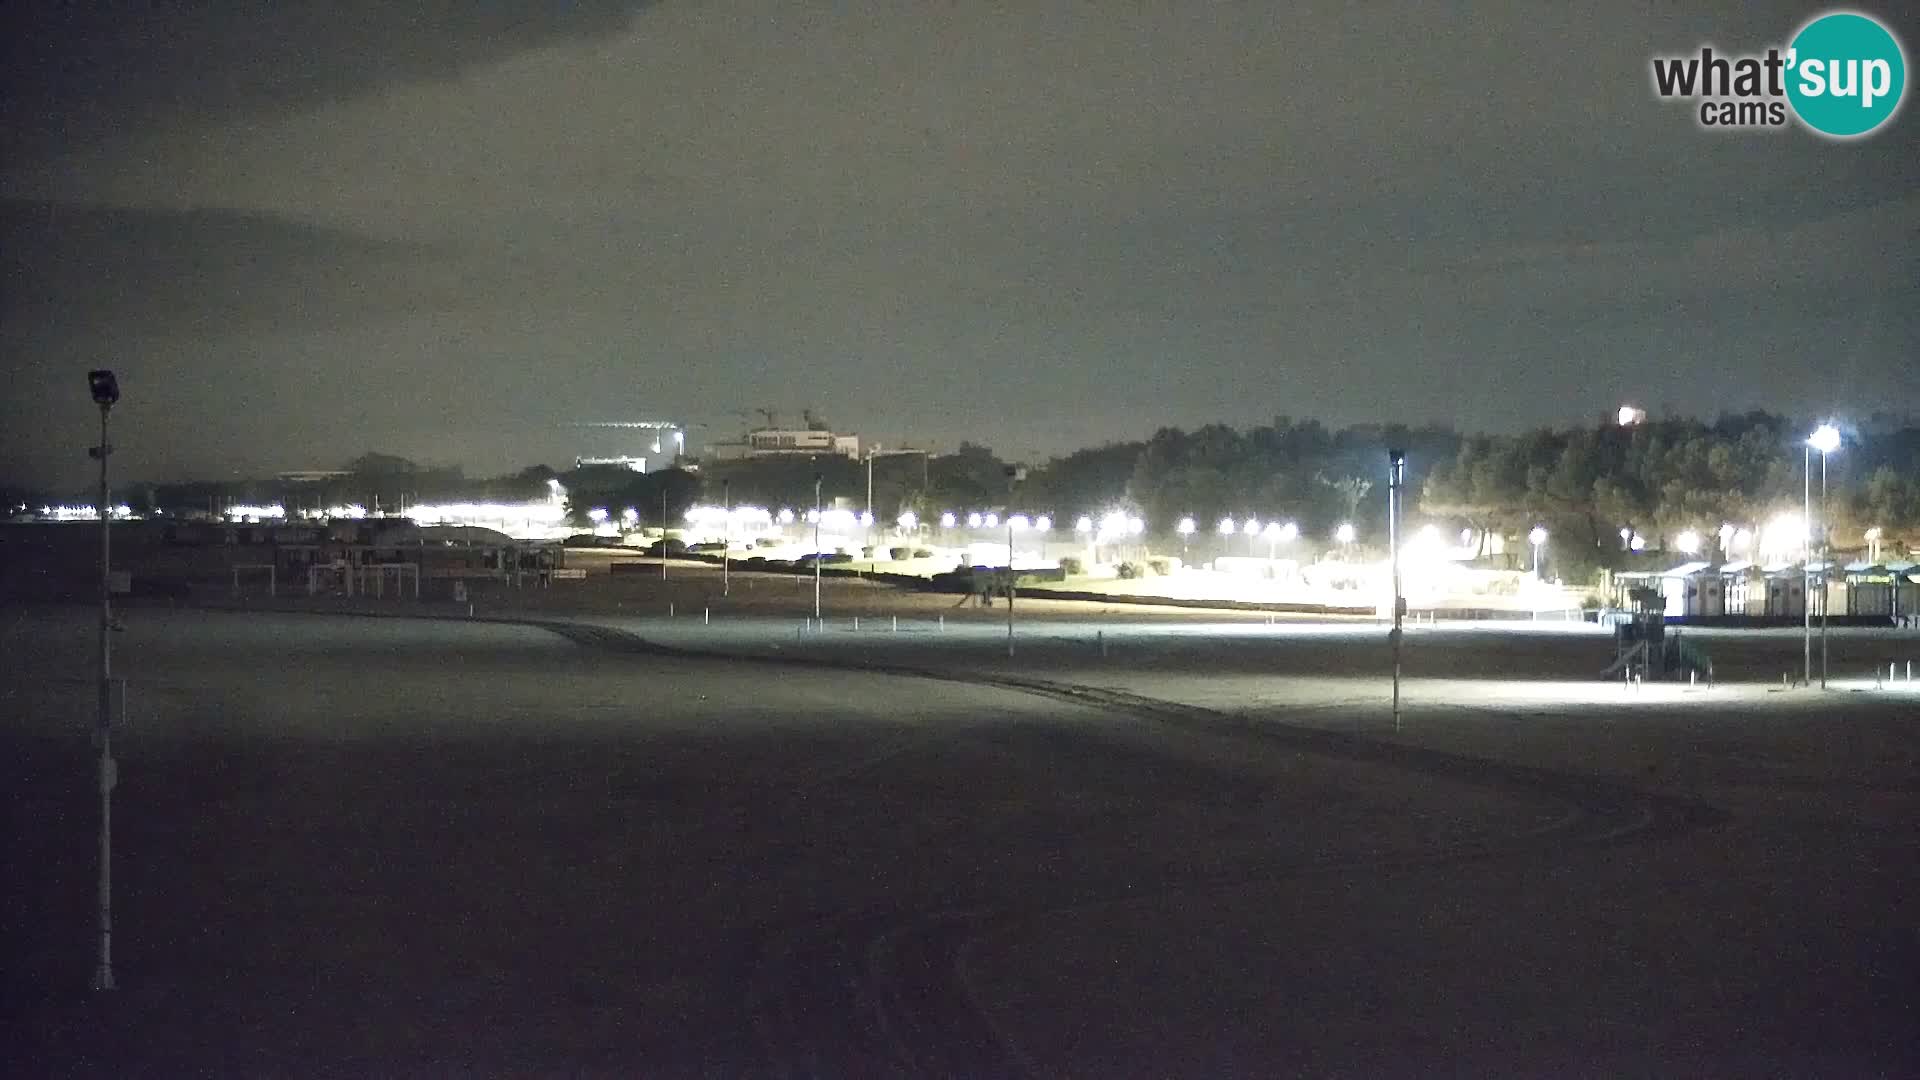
[722,479,730,598]
[87,370,120,992]
[813,471,823,621]
[1388,448,1405,731]
[660,485,669,580]
[1803,443,1812,687]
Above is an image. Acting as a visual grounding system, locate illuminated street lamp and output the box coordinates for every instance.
[1529,525,1548,578]
[897,510,918,531]
[1177,516,1195,561]
[86,368,119,992]
[588,507,609,524]
[1865,525,1884,564]
[1805,423,1841,687]
[1262,520,1284,568]
[940,510,957,530]
[1675,529,1700,556]
[967,511,983,529]
[1335,522,1356,546]
[1242,516,1262,557]
[1034,515,1051,532]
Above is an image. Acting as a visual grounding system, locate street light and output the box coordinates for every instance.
[1177,516,1195,561]
[967,511,983,529]
[813,472,823,621]
[1335,522,1356,545]
[940,511,957,530]
[1675,529,1700,556]
[1242,516,1261,557]
[1805,423,1841,687]
[86,369,118,992]
[1387,449,1406,729]
[1529,525,1548,578]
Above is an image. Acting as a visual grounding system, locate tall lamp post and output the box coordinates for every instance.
[1387,449,1406,730]
[1528,525,1548,580]
[87,369,119,992]
[1177,517,1195,563]
[721,479,731,598]
[1806,424,1840,688]
[812,472,823,622]
[1006,514,1028,656]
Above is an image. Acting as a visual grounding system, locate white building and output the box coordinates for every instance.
[713,428,862,460]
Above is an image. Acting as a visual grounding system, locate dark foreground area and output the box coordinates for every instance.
[3,607,1915,1076]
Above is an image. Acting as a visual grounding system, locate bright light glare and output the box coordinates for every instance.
[623,507,639,524]
[1035,515,1052,531]
[967,512,983,528]
[1074,515,1094,533]
[1629,534,1646,551]
[1218,517,1235,535]
[1008,514,1030,531]
[857,510,873,527]
[777,508,795,524]
[897,511,918,529]
[1278,522,1299,542]
[983,512,999,528]
[1177,516,1196,536]
[1335,522,1356,544]
[1807,424,1841,454]
[1529,526,1548,547]
[1243,518,1261,536]
[1675,529,1700,555]
[588,507,609,523]
[941,511,958,528]
[225,503,286,521]
[1864,526,1883,542]
[1127,516,1145,536]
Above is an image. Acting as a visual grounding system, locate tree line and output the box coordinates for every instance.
[11,415,1918,568]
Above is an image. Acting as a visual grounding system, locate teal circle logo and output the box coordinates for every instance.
[1785,12,1906,137]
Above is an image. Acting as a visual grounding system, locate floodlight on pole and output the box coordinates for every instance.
[1335,522,1356,545]
[940,511,957,529]
[1034,515,1051,532]
[86,369,119,992]
[813,472,823,621]
[1805,424,1840,688]
[1529,525,1548,578]
[1675,529,1700,556]
[1387,449,1406,730]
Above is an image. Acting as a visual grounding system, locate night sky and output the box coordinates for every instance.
[4,2,1916,487]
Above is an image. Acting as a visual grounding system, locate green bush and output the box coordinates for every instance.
[913,548,934,559]
[889,546,912,560]
[1057,555,1084,576]
[1147,557,1171,576]
[1116,560,1145,579]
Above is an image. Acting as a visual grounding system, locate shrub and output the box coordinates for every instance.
[1116,561,1144,579]
[1146,557,1171,576]
[1057,555,1084,576]
[913,548,934,559]
[889,546,913,560]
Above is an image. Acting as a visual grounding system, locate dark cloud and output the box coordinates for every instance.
[0,2,655,162]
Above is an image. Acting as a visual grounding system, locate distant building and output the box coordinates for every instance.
[574,455,648,473]
[711,428,861,460]
[278,469,353,484]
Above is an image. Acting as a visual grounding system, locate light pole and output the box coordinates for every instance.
[1808,424,1840,687]
[1006,514,1027,657]
[1177,516,1195,563]
[1243,516,1261,557]
[1388,449,1405,730]
[722,479,731,598]
[1529,525,1548,580]
[660,485,669,580]
[1217,516,1235,564]
[1076,515,1094,567]
[813,471,823,621]
[87,369,119,992]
